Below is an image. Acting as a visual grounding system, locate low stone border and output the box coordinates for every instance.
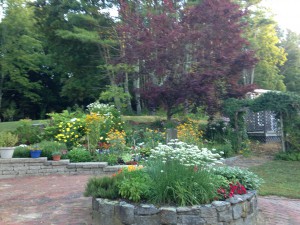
[92,191,258,225]
[0,158,125,178]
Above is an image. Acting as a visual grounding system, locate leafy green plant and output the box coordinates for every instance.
[84,176,120,199]
[13,145,30,158]
[67,147,92,162]
[13,119,42,144]
[95,153,119,165]
[38,140,67,159]
[212,166,263,190]
[44,110,86,146]
[275,152,300,161]
[118,170,151,202]
[52,151,62,156]
[146,160,221,206]
[0,132,18,147]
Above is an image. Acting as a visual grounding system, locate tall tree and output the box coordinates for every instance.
[32,0,116,106]
[118,0,256,119]
[241,5,287,90]
[280,30,300,93]
[0,0,45,121]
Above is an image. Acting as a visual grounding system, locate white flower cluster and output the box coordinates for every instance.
[87,101,115,114]
[150,139,223,167]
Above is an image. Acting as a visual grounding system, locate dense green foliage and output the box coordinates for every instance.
[0,0,295,122]
[84,159,262,206]
[84,176,120,199]
[67,147,93,162]
[13,146,31,158]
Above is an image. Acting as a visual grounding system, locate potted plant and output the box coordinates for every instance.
[0,132,19,158]
[38,140,67,160]
[29,144,42,158]
[51,151,62,161]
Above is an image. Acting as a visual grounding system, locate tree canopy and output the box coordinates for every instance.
[0,0,298,121]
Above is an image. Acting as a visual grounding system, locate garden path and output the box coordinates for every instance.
[0,156,299,225]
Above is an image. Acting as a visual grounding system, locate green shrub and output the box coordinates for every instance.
[84,176,120,199]
[13,146,30,158]
[275,152,300,161]
[118,170,151,202]
[210,140,234,158]
[0,131,19,147]
[212,166,263,190]
[94,153,119,165]
[14,120,42,144]
[67,147,92,162]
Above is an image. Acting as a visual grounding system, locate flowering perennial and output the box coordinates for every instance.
[55,118,86,149]
[176,119,203,145]
[150,139,223,167]
[218,182,247,199]
[87,102,116,114]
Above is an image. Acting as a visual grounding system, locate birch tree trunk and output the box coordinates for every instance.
[124,72,132,113]
[134,76,141,115]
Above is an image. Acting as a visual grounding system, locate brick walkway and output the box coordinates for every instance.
[0,165,300,224]
[258,196,300,225]
[0,175,93,225]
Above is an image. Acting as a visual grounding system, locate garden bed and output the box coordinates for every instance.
[92,190,258,225]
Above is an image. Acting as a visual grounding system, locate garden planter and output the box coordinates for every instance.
[92,191,258,225]
[30,150,42,158]
[52,155,61,161]
[0,147,15,159]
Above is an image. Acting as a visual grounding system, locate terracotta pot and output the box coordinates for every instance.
[52,155,61,161]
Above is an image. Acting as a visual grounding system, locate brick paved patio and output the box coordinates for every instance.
[0,169,300,224]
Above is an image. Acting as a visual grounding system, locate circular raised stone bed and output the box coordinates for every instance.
[92,190,258,225]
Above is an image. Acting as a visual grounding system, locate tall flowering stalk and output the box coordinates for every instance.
[85,113,103,152]
[176,119,203,145]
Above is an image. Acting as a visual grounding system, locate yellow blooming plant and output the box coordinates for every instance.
[127,165,144,172]
[106,129,127,152]
[55,118,86,150]
[85,113,104,152]
[176,119,203,146]
[86,102,125,146]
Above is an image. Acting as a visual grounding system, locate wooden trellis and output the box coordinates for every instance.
[246,110,281,143]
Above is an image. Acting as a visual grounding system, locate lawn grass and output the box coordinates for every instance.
[121,115,165,123]
[0,120,47,132]
[250,160,300,199]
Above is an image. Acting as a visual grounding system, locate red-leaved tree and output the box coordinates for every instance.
[117,0,256,119]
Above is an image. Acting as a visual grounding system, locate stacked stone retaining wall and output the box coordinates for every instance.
[0,158,124,178]
[92,191,258,225]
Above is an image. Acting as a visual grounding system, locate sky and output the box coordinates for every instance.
[260,0,300,34]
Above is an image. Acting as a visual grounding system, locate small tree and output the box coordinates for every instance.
[118,0,256,120]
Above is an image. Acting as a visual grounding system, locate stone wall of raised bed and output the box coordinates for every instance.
[92,191,258,225]
[0,158,124,178]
